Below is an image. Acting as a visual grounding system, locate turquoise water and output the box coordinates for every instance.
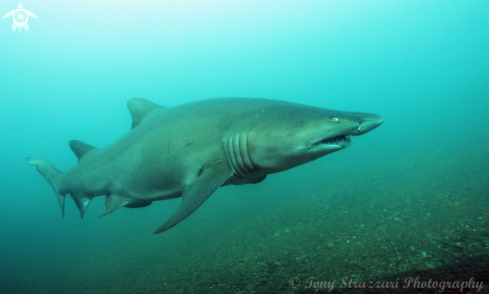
[1,1,488,293]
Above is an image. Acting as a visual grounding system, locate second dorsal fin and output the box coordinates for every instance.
[69,140,96,163]
[127,98,164,129]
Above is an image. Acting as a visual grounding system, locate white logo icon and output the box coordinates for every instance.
[3,3,37,31]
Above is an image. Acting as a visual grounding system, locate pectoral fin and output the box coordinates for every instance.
[153,167,232,234]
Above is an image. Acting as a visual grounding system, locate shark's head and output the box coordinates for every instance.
[243,103,384,174]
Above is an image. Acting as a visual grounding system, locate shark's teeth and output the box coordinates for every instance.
[319,135,352,146]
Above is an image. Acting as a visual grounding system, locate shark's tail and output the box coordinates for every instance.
[26,158,66,217]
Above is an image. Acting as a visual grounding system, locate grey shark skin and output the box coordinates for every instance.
[27,98,384,234]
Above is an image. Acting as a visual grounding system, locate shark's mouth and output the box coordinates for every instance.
[317,135,352,147]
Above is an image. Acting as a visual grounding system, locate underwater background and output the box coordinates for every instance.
[1,1,489,293]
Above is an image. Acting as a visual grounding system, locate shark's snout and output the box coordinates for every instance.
[357,115,384,134]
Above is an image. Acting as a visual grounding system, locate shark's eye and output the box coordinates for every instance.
[331,118,339,122]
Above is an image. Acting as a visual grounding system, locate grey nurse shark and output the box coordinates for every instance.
[27,98,383,234]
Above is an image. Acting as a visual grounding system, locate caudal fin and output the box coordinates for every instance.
[26,158,66,217]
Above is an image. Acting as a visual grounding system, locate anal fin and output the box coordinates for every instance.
[71,194,92,218]
[57,193,66,217]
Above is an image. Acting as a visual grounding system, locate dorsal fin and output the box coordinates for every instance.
[69,140,96,163]
[127,98,164,129]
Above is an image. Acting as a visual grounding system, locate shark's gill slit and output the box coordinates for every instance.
[227,135,244,177]
[239,132,255,172]
[197,164,205,177]
[232,134,248,176]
